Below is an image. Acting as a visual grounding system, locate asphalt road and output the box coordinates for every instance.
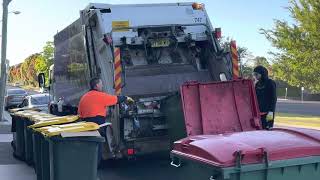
[276,99,320,116]
[98,156,187,180]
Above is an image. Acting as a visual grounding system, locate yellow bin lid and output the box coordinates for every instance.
[13,110,41,118]
[35,122,86,132]
[29,115,80,128]
[30,114,57,122]
[39,122,100,137]
[9,107,40,113]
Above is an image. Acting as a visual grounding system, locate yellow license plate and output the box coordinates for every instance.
[151,39,170,47]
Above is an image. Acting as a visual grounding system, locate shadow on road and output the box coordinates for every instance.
[98,154,187,180]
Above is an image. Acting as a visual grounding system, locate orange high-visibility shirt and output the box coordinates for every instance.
[78,90,118,118]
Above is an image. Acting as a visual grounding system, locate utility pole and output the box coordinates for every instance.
[0,0,12,121]
[285,87,288,100]
[301,87,304,102]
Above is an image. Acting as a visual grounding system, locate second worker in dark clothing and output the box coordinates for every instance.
[253,66,277,129]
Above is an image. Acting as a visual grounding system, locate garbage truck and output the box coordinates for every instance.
[38,2,234,159]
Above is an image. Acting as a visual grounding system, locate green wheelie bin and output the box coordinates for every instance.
[48,135,104,180]
[170,80,320,180]
[23,113,56,165]
[171,128,320,180]
[12,110,40,161]
[29,115,79,180]
[38,121,103,180]
[32,130,45,180]
[31,130,51,180]
[17,111,52,165]
[11,112,25,160]
[23,116,34,165]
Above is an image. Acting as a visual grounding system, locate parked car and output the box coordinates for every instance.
[39,87,48,93]
[5,89,28,110]
[13,82,23,87]
[18,93,51,112]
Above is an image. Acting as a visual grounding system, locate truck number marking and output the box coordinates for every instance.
[194,17,202,23]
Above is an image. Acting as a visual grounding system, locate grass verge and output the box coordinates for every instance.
[275,113,320,130]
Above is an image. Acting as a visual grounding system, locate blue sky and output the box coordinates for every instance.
[6,0,291,65]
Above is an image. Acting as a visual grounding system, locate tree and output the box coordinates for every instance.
[20,53,41,86]
[219,37,253,63]
[219,37,254,78]
[261,0,320,92]
[252,56,270,67]
[241,65,254,79]
[8,41,54,86]
[42,41,54,67]
[8,65,22,83]
[34,55,46,74]
[41,41,54,84]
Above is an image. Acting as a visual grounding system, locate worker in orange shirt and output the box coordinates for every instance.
[78,77,133,164]
[78,77,133,127]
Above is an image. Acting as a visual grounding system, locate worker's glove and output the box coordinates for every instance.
[266,112,274,122]
[126,96,134,103]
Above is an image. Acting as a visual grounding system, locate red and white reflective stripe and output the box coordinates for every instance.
[231,41,239,79]
[114,48,122,95]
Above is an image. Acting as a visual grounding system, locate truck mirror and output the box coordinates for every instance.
[38,73,46,88]
[214,28,222,39]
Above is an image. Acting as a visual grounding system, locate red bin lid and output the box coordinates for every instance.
[172,128,320,167]
[180,80,261,136]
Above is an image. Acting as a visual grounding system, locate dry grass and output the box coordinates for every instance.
[275,113,320,130]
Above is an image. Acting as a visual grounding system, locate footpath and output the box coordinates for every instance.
[0,111,36,180]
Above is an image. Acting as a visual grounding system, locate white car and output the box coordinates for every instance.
[5,89,28,110]
[39,87,48,93]
[19,93,51,112]
[13,82,23,87]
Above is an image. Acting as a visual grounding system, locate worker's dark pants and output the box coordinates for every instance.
[261,115,274,130]
[83,116,106,165]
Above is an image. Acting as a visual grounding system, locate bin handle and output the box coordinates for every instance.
[234,148,268,169]
[170,158,181,168]
[241,148,265,158]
